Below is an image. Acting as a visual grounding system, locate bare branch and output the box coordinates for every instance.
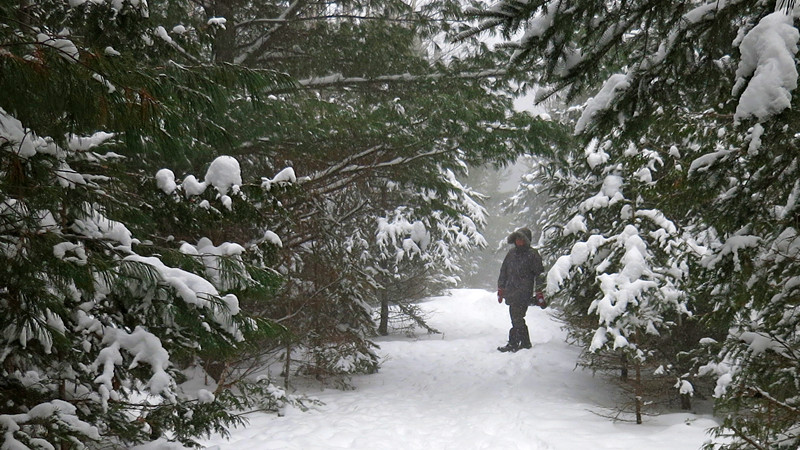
[235,0,305,65]
[297,69,508,89]
[306,144,385,182]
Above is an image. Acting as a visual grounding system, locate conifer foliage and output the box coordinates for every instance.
[168,0,565,384]
[463,0,800,444]
[0,0,294,447]
[2,0,560,446]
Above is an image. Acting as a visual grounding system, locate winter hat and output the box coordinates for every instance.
[506,227,533,245]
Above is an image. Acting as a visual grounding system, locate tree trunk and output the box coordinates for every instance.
[283,341,291,389]
[681,393,692,410]
[211,0,237,64]
[635,360,643,424]
[620,353,628,381]
[18,0,30,25]
[378,290,389,336]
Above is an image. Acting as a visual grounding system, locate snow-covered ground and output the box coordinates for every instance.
[201,289,719,450]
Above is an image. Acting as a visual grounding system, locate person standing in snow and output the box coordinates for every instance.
[496,227,545,353]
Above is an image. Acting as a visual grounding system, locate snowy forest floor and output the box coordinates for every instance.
[200,289,721,450]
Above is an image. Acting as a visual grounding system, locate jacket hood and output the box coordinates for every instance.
[507,227,532,246]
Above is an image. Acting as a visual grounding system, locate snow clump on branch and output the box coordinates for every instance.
[732,11,800,122]
[574,74,630,135]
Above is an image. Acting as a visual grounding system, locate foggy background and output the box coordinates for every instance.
[459,157,535,290]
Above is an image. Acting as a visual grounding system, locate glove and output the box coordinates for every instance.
[535,291,546,309]
[497,288,504,304]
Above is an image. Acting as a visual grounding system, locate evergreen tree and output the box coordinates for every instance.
[0,0,301,446]
[462,0,800,443]
[150,0,568,384]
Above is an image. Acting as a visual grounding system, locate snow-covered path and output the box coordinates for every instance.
[202,289,718,449]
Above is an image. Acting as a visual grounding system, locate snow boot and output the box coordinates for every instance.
[498,328,520,352]
[497,343,518,353]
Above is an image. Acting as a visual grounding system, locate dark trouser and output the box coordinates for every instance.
[508,303,531,348]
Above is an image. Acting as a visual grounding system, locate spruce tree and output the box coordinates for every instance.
[159,0,568,383]
[0,0,299,446]
[461,0,800,443]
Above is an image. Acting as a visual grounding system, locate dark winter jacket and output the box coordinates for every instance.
[498,229,544,307]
